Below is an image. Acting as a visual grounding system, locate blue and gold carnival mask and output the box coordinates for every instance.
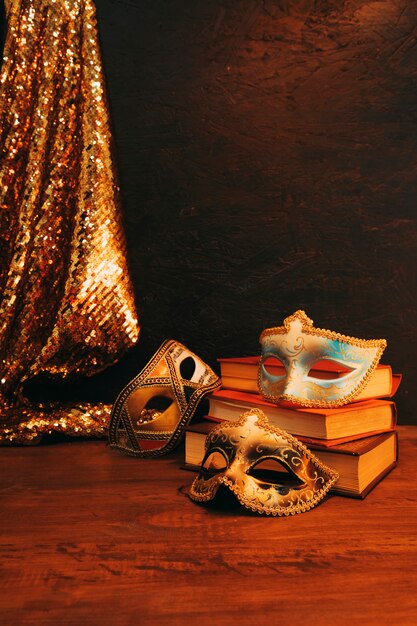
[259,310,387,408]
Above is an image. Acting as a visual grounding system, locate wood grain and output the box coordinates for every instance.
[1,426,417,625]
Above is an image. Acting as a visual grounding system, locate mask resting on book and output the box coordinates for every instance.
[189,409,338,516]
[109,339,221,457]
[259,310,386,408]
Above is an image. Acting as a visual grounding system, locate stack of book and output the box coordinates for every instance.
[184,356,402,498]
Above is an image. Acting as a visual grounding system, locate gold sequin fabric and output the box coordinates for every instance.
[0,0,140,444]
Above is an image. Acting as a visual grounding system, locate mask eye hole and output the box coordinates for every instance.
[138,395,173,424]
[200,450,228,478]
[247,458,304,487]
[307,359,355,380]
[180,356,196,381]
[262,356,285,377]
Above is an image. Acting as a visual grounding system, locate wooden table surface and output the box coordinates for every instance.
[1,425,417,626]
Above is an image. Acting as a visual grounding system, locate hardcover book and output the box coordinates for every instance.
[218,356,401,401]
[206,389,397,440]
[184,420,398,498]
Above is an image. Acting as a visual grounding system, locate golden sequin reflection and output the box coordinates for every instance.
[0,0,139,443]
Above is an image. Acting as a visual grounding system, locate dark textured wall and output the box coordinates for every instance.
[92,0,417,423]
[8,1,417,421]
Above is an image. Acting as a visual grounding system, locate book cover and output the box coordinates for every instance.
[184,421,398,499]
[218,356,401,401]
[206,389,397,440]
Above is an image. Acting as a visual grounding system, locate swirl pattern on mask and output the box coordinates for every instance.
[190,409,339,516]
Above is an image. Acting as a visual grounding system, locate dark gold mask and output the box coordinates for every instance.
[109,340,221,457]
[190,409,338,516]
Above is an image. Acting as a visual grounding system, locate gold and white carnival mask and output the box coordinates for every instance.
[189,409,338,516]
[259,310,387,408]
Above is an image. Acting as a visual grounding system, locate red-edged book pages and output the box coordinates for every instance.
[184,421,398,498]
[206,389,397,440]
[218,356,401,401]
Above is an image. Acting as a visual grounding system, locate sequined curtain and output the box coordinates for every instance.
[0,0,140,443]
